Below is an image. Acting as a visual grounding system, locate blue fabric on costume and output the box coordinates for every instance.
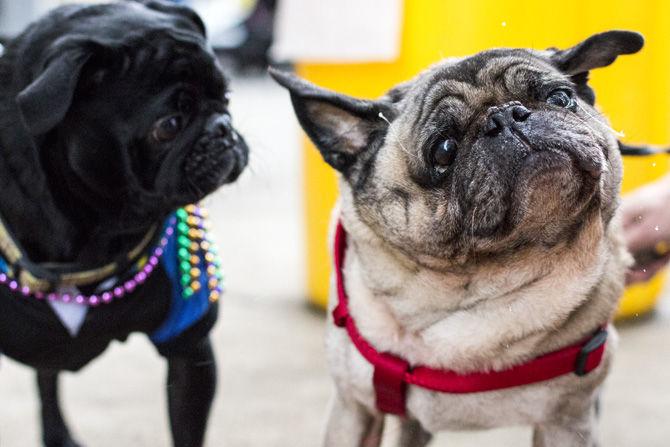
[149,216,212,345]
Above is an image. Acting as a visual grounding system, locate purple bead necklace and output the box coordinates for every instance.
[0,216,178,307]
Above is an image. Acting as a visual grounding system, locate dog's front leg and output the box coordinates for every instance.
[165,337,217,447]
[324,394,384,447]
[36,370,81,447]
[396,418,432,447]
[533,403,599,447]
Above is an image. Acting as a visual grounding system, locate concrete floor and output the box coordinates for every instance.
[1,74,670,446]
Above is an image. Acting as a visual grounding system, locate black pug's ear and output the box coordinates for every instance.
[269,68,392,173]
[16,45,92,135]
[550,30,643,104]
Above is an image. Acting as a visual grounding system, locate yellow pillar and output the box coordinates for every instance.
[299,0,670,315]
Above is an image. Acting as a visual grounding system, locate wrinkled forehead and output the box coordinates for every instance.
[81,4,225,95]
[389,49,574,141]
[46,3,203,44]
[402,49,567,117]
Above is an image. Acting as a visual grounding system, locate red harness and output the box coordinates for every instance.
[331,221,608,416]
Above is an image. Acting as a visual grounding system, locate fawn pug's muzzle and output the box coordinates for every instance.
[455,95,609,238]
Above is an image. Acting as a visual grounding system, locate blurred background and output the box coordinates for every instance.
[1,1,670,446]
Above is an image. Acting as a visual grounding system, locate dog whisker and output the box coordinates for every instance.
[378,112,420,163]
[575,101,625,138]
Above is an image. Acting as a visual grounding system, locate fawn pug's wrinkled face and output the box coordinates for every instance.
[13,0,248,222]
[272,31,642,267]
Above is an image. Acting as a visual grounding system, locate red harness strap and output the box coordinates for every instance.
[331,221,608,416]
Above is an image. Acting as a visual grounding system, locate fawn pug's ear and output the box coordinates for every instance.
[269,67,393,173]
[551,30,644,74]
[549,30,643,104]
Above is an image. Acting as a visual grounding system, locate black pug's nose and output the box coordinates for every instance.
[207,114,239,147]
[483,101,531,137]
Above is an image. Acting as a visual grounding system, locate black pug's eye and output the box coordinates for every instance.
[431,139,458,175]
[152,116,183,142]
[546,89,576,111]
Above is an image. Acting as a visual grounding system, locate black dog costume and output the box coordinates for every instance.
[0,2,248,446]
[0,206,221,370]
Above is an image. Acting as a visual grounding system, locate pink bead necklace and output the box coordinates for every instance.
[0,215,177,306]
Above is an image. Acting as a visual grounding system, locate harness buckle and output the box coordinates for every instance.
[373,352,410,416]
[574,328,608,376]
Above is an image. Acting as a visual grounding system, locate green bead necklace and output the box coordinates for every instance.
[174,204,223,302]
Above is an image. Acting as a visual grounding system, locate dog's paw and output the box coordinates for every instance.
[44,436,83,447]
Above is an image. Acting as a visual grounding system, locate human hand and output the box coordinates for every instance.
[621,173,670,284]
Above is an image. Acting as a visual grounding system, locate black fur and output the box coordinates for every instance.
[0,2,247,446]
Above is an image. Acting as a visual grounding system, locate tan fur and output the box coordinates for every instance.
[325,186,628,446]
[321,53,632,447]
[270,32,642,447]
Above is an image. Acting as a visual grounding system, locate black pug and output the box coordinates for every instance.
[0,1,247,446]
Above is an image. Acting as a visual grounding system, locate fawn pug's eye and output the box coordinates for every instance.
[431,139,458,175]
[546,89,576,111]
[152,115,183,142]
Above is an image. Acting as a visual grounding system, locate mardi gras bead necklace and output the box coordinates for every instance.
[175,204,223,303]
[0,204,223,305]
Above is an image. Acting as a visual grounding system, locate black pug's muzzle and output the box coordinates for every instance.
[183,113,249,197]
